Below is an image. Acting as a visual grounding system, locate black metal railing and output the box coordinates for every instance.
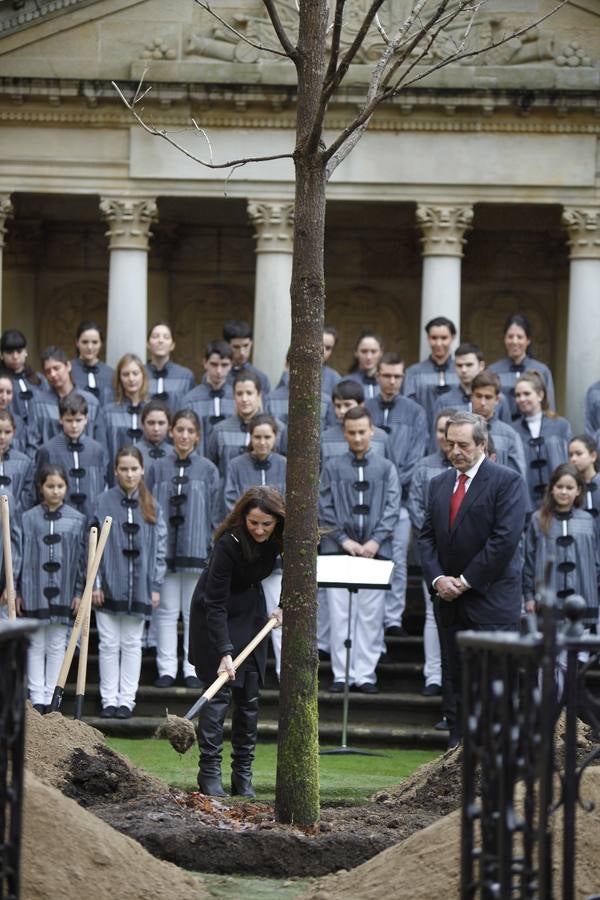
[459,595,600,900]
[0,619,38,900]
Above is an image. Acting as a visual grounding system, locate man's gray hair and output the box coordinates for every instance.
[445,411,487,446]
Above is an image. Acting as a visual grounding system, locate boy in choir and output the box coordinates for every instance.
[223,320,271,396]
[146,322,196,412]
[365,352,428,636]
[321,379,388,465]
[402,316,459,423]
[35,393,108,518]
[27,347,103,454]
[470,371,527,479]
[183,340,235,456]
[319,406,400,694]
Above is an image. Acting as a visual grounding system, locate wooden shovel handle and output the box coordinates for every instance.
[0,495,16,619]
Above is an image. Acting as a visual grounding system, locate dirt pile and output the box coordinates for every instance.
[371,744,463,816]
[21,771,207,900]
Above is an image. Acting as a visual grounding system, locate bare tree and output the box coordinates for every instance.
[116,0,567,827]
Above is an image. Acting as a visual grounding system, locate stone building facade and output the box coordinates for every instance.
[0,0,599,426]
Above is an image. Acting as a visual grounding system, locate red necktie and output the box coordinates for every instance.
[449,473,468,529]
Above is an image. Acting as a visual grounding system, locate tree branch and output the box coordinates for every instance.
[192,0,290,58]
[323,0,348,85]
[323,0,386,98]
[112,78,294,171]
[262,0,298,59]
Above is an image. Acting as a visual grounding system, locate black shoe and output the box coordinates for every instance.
[115,706,132,719]
[385,625,408,637]
[318,649,331,661]
[329,681,346,693]
[422,683,442,697]
[154,675,175,688]
[100,706,118,718]
[447,735,461,750]
[355,682,379,694]
[184,676,203,689]
[32,703,46,715]
[434,717,450,731]
[231,773,256,798]
[198,776,227,797]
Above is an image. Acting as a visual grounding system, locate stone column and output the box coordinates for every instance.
[0,194,14,331]
[415,204,473,359]
[248,200,294,387]
[562,207,600,431]
[100,197,158,366]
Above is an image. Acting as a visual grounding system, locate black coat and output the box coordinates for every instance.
[188,531,278,686]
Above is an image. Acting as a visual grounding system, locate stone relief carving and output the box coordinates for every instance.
[38,280,107,354]
[464,292,553,367]
[140,38,177,61]
[171,285,253,373]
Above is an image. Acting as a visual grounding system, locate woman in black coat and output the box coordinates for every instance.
[188,485,284,798]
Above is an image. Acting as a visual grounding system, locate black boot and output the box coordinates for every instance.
[230,669,259,798]
[197,688,229,797]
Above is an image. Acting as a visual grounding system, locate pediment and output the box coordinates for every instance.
[0,0,598,86]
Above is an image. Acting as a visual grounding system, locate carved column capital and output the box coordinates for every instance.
[562,207,600,260]
[416,204,473,257]
[99,197,158,251]
[247,200,294,253]
[0,194,14,251]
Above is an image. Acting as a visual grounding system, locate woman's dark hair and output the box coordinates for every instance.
[37,462,68,495]
[515,370,554,416]
[538,463,584,536]
[425,316,457,336]
[214,486,285,560]
[172,408,201,435]
[0,329,42,386]
[75,320,104,342]
[348,330,384,373]
[248,413,278,436]
[503,313,533,357]
[569,434,600,473]
[115,445,157,524]
[233,370,262,393]
[141,399,172,425]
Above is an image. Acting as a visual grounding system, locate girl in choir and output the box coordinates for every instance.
[224,413,287,678]
[70,320,114,406]
[346,330,383,401]
[0,329,43,425]
[488,313,556,421]
[523,463,599,627]
[92,446,166,718]
[0,408,35,511]
[512,370,571,510]
[146,322,195,412]
[0,376,26,452]
[20,463,87,713]
[146,409,219,689]
[569,434,600,523]
[102,354,149,483]
[139,399,172,469]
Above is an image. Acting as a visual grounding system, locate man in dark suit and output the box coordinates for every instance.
[417,411,527,747]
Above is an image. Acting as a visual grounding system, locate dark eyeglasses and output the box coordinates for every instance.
[353,480,370,491]
[43,586,60,599]
[42,560,61,573]
[352,504,370,515]
[43,533,62,546]
[127,427,143,440]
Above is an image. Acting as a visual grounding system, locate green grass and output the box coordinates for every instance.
[107,737,440,803]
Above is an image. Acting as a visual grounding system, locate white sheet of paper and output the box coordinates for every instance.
[317,555,394,589]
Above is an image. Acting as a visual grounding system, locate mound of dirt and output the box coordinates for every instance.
[371,745,464,816]
[21,771,207,900]
[24,703,163,803]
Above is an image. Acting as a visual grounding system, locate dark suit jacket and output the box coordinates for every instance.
[417,457,526,627]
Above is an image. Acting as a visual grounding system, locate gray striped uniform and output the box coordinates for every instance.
[582,472,600,541]
[511,415,572,510]
[7,372,44,424]
[265,384,330,427]
[0,448,36,512]
[321,421,388,468]
[486,418,527,481]
[406,450,453,533]
[35,432,108,518]
[26,389,103,456]
[146,450,219,572]
[6,410,27,454]
[91,486,167,617]
[402,357,459,425]
[319,449,400,559]
[146,361,196,413]
[488,356,556,421]
[137,437,170,473]
[70,357,115,406]
[226,362,271,396]
[346,371,380,401]
[224,451,287,511]
[19,503,86,625]
[101,401,145,483]
[430,387,512,445]
[524,509,599,623]
[180,382,235,456]
[365,394,428,500]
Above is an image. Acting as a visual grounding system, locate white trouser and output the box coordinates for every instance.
[422,581,442,686]
[155,571,198,678]
[96,611,145,709]
[385,508,410,628]
[262,569,282,679]
[327,587,384,685]
[27,622,67,706]
[145,607,158,648]
[317,588,330,653]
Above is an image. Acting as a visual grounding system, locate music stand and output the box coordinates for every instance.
[317,555,394,757]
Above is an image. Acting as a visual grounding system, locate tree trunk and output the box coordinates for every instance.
[275,0,329,827]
